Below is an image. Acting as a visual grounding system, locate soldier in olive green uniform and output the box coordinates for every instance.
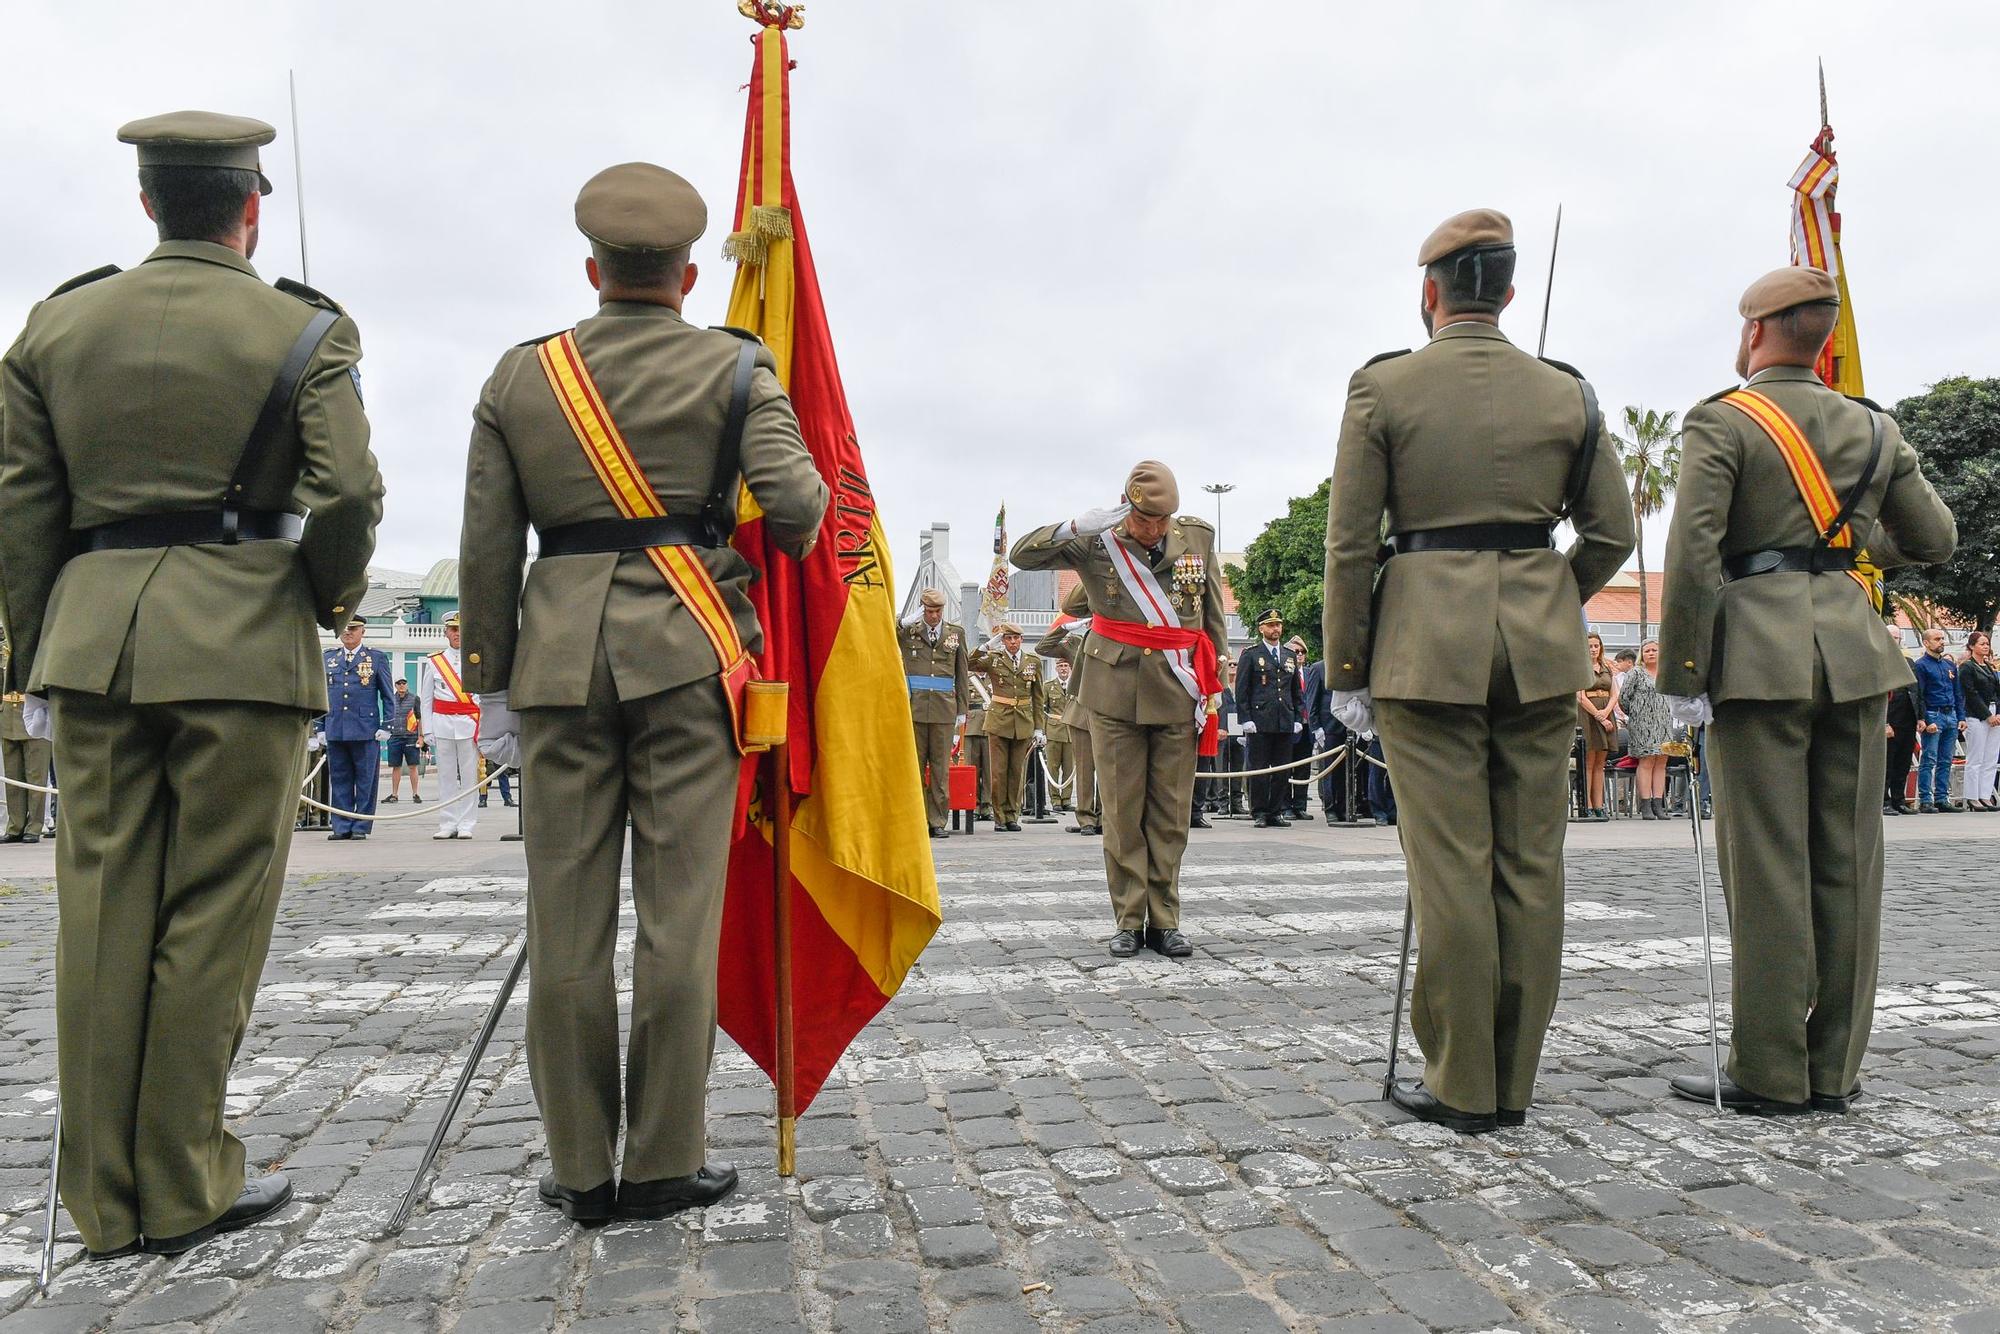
[1321,210,1634,1132]
[0,113,381,1255]
[1037,584,1100,834]
[459,164,828,1223]
[1042,659,1074,810]
[1015,462,1227,958]
[2,646,51,843]
[970,622,1045,831]
[1659,267,1956,1115]
[902,588,968,837]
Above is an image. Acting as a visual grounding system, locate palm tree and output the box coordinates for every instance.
[1619,406,1682,637]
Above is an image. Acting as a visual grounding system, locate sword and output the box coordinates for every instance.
[289,70,311,285]
[1382,894,1414,1099]
[36,1095,59,1296]
[1535,204,1563,359]
[391,937,529,1231]
[1687,725,1724,1111]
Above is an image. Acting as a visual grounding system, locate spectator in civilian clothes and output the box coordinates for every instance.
[1913,627,1965,812]
[1576,632,1617,821]
[1620,641,1674,819]
[1885,623,1921,816]
[382,678,424,804]
[1959,630,2000,811]
[1288,635,1316,818]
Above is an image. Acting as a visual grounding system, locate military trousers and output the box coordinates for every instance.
[49,665,306,1252]
[522,646,737,1188]
[433,735,479,836]
[1044,737,1074,807]
[1093,715,1196,931]
[966,735,990,816]
[990,734,1033,825]
[1245,731,1293,817]
[1374,678,1572,1115]
[325,737,379,836]
[3,735,51,837]
[913,719,954,832]
[1072,720,1099,830]
[1709,683,1884,1105]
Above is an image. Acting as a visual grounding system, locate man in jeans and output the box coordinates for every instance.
[1913,627,1965,813]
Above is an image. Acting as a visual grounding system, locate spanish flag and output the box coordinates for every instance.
[715,18,942,1111]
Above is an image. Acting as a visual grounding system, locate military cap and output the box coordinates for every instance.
[1286,635,1307,651]
[1124,460,1180,518]
[575,162,707,252]
[344,614,367,630]
[1417,208,1514,266]
[118,111,276,195]
[995,621,1024,637]
[919,588,947,609]
[1739,266,1840,320]
[1257,608,1284,627]
[443,611,462,629]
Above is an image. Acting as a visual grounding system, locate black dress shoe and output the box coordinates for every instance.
[1496,1108,1527,1128]
[540,1171,617,1223]
[1668,1072,1811,1116]
[1189,813,1213,829]
[616,1164,738,1220]
[1882,803,1901,816]
[85,1240,144,1261]
[20,834,38,844]
[144,1172,293,1254]
[1252,814,1273,828]
[0,834,21,843]
[327,831,352,841]
[1269,814,1292,828]
[1918,802,1938,814]
[1108,929,1142,958]
[1811,1084,1862,1113]
[1375,815,1393,827]
[1004,822,1023,832]
[1388,1080,1496,1134]
[1084,826,1102,836]
[1145,927,1193,958]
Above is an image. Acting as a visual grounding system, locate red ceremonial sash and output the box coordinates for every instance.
[1090,614,1222,757]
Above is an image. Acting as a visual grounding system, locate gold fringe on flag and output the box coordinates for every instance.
[721,205,794,268]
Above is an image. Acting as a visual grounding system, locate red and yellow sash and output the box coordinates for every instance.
[427,651,481,717]
[537,330,754,749]
[1719,389,1878,605]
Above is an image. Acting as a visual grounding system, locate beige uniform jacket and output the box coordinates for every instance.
[1012,516,1228,726]
[1322,323,1634,704]
[969,646,1045,740]
[1658,366,1955,703]
[1042,681,1072,743]
[901,620,969,724]
[1034,583,1095,727]
[0,242,380,706]
[459,302,828,705]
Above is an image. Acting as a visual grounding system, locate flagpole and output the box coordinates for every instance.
[1535,204,1562,358]
[771,741,797,1177]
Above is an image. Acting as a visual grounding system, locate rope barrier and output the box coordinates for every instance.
[1035,749,1075,798]
[2,755,513,825]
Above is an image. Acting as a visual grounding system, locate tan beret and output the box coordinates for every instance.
[1739,266,1840,320]
[576,162,707,252]
[1125,460,1180,518]
[118,110,275,195]
[919,588,947,609]
[995,621,1023,636]
[1418,208,1514,266]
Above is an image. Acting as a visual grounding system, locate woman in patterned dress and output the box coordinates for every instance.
[1621,640,1674,819]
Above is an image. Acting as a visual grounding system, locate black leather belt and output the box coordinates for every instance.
[1390,523,1555,555]
[76,508,303,553]
[536,515,721,557]
[1722,546,1858,581]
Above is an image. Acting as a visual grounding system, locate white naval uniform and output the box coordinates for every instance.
[419,646,480,836]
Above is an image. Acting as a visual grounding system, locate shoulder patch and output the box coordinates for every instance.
[47,265,121,299]
[1698,385,1740,406]
[1178,515,1213,531]
[274,276,345,314]
[1845,393,1885,412]
[1364,348,1411,368]
[710,325,764,343]
[1537,356,1586,380]
[515,330,569,349]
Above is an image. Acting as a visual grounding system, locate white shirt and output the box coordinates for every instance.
[419,645,479,741]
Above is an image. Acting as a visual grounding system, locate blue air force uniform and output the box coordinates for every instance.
[316,623,396,838]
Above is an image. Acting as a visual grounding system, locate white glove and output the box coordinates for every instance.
[478,734,520,769]
[1241,721,1258,734]
[1332,689,1375,736]
[22,695,50,741]
[1033,730,1046,746]
[1292,721,1303,734]
[901,608,926,626]
[306,733,324,753]
[1062,503,1132,540]
[955,714,967,729]
[477,691,521,741]
[1313,728,1326,748]
[373,729,389,742]
[1665,694,1714,727]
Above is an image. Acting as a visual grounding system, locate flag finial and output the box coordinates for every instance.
[737,0,804,28]
[1818,59,1829,129]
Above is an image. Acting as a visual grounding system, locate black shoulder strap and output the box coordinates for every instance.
[227,307,341,510]
[1364,348,1411,368]
[48,265,121,299]
[1817,408,1885,549]
[1557,373,1602,520]
[703,339,759,543]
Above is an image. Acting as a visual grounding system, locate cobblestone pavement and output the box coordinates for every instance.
[0,817,1997,1333]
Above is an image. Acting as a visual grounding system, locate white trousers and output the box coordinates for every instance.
[1962,717,2000,803]
[433,735,480,835]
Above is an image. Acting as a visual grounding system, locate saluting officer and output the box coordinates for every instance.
[1236,610,1304,827]
[1014,462,1226,958]
[312,614,396,840]
[0,111,381,1257]
[1322,209,1633,1132]
[1036,584,1101,835]
[1042,657,1075,810]
[1658,267,1956,1114]
[901,588,968,838]
[969,622,1045,831]
[459,163,827,1223]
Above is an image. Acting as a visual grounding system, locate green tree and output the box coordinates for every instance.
[1226,479,1331,658]
[1888,376,2000,631]
[1618,405,1681,637]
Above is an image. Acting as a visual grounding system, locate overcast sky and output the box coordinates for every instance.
[4,2,1995,591]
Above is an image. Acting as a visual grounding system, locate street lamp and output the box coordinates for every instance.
[1201,483,1235,552]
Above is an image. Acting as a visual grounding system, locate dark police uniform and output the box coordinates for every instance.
[316,632,396,839]
[1236,624,1303,824]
